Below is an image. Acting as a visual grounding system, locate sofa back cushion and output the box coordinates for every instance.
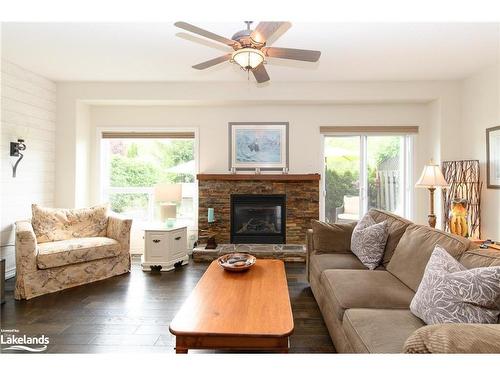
[32,204,109,243]
[386,224,470,291]
[311,220,356,253]
[366,209,412,265]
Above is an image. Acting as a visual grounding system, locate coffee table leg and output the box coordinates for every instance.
[175,337,188,353]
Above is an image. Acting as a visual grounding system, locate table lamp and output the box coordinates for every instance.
[154,183,182,228]
[415,159,449,228]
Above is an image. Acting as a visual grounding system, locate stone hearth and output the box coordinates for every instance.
[197,174,320,245]
[192,244,306,262]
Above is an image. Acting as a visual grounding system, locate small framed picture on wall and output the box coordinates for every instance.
[486,125,500,189]
[228,122,289,171]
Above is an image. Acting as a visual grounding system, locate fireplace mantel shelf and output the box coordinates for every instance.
[197,173,321,182]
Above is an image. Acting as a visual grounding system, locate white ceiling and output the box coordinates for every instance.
[2,22,499,82]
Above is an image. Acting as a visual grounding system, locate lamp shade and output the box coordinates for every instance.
[416,162,449,188]
[154,183,182,203]
[232,48,265,70]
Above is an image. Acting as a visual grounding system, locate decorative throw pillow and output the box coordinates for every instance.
[32,203,109,243]
[350,214,389,270]
[410,245,500,325]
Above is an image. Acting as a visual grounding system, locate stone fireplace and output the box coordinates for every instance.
[231,194,286,244]
[197,174,320,244]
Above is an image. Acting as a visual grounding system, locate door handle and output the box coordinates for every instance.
[175,236,181,241]
[153,239,161,243]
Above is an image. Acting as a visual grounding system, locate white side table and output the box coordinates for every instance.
[142,226,189,272]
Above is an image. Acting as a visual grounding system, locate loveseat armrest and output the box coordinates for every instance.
[106,214,133,255]
[403,323,500,353]
[15,221,38,274]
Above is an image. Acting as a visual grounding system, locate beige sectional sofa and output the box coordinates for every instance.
[307,209,500,353]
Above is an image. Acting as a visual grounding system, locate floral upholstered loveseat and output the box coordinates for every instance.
[15,204,132,300]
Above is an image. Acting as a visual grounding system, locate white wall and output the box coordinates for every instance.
[1,60,56,278]
[55,80,462,229]
[89,103,431,224]
[460,63,500,239]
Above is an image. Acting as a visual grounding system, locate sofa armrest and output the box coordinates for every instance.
[306,229,314,282]
[403,323,500,353]
[15,221,38,274]
[106,215,133,255]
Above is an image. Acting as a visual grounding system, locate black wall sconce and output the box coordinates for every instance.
[10,139,26,178]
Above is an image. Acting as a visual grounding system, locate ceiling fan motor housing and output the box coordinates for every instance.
[231,29,265,49]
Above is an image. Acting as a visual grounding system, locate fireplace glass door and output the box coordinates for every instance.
[231,195,286,244]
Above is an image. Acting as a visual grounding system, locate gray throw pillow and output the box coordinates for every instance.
[410,245,500,325]
[350,214,388,270]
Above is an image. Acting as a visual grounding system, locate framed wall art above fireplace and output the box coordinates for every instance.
[228,122,289,171]
[486,125,500,189]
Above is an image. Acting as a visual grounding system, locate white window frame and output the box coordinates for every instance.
[320,132,415,221]
[96,127,200,227]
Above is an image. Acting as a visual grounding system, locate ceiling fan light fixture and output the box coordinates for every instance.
[231,48,265,70]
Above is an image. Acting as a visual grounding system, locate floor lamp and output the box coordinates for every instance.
[415,160,449,228]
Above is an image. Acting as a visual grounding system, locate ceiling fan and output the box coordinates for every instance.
[174,21,321,83]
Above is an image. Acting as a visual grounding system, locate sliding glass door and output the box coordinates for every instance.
[324,134,412,223]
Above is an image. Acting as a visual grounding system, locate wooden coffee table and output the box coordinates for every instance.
[169,259,294,353]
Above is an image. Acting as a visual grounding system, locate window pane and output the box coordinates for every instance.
[324,136,360,223]
[102,137,197,253]
[110,192,150,221]
[367,136,403,216]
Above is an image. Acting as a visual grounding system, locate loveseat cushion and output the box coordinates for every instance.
[343,308,425,353]
[320,269,415,321]
[32,204,109,243]
[37,237,121,269]
[387,224,470,291]
[366,209,412,265]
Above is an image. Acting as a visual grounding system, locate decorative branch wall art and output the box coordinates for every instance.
[441,160,482,239]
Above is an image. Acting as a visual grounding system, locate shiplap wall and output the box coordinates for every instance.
[1,60,56,279]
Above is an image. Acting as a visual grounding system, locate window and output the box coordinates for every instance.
[100,131,197,253]
[322,131,414,223]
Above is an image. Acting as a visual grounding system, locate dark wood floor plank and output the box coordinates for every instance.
[1,256,335,353]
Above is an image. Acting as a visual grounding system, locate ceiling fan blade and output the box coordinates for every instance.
[252,64,270,83]
[192,54,231,70]
[263,47,321,62]
[174,22,238,47]
[251,22,290,44]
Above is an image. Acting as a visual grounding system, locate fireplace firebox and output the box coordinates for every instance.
[230,194,286,244]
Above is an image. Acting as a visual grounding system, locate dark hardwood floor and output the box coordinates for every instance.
[0,256,335,353]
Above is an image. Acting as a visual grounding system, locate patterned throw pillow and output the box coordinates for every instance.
[350,214,389,270]
[410,245,500,325]
[32,203,109,243]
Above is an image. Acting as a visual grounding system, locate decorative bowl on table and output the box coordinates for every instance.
[217,253,256,272]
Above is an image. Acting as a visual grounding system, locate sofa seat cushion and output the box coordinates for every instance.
[320,269,415,321]
[343,309,425,353]
[37,237,121,269]
[310,253,371,283]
